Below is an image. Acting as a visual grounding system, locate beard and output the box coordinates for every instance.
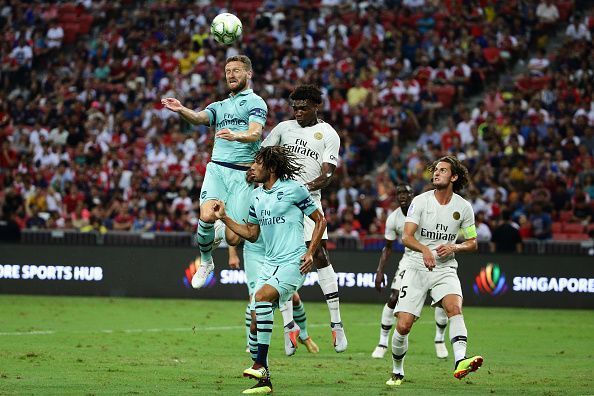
[432,178,449,190]
[228,76,247,93]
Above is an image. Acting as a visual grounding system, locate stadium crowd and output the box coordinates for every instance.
[0,0,592,247]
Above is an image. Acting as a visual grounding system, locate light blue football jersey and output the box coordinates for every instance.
[204,89,267,164]
[248,179,317,266]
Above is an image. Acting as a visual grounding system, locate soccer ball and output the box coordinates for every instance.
[211,13,243,45]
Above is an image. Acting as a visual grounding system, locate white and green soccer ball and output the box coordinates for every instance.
[211,13,243,45]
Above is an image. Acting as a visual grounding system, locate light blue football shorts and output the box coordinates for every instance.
[251,261,306,309]
[200,161,253,223]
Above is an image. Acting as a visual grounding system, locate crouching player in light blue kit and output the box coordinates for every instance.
[214,146,326,395]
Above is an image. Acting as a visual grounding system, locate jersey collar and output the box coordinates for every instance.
[262,178,282,193]
[229,88,253,98]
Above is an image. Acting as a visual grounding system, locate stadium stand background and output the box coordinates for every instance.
[0,0,592,255]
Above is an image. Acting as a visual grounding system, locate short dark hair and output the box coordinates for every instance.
[429,155,470,193]
[255,146,302,181]
[226,55,252,71]
[289,84,323,105]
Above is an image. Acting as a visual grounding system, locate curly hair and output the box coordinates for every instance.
[429,155,469,193]
[255,146,302,181]
[289,84,323,105]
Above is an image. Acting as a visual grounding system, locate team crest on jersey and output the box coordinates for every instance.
[314,132,323,140]
[453,211,461,220]
[277,191,284,201]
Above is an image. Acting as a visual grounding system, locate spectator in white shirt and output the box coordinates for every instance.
[46,21,64,49]
[565,18,591,41]
[527,49,550,76]
[536,0,559,24]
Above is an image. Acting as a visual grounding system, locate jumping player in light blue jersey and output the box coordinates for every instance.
[161,55,267,289]
[214,146,326,395]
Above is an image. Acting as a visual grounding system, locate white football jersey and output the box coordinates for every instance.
[403,190,475,270]
[384,207,405,241]
[262,119,340,201]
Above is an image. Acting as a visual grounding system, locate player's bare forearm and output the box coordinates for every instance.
[306,163,336,192]
[306,210,327,257]
[178,107,210,125]
[452,238,478,253]
[230,122,263,143]
[402,235,429,253]
[376,240,393,272]
[221,216,259,243]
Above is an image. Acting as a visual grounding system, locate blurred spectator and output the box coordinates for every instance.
[529,203,552,240]
[490,210,523,253]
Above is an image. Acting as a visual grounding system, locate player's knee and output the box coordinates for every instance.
[254,290,273,303]
[396,321,412,335]
[199,211,216,223]
[445,305,462,317]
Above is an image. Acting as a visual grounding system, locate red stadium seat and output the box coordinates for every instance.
[552,233,569,241]
[558,210,573,222]
[566,233,590,241]
[552,222,563,233]
[562,223,585,234]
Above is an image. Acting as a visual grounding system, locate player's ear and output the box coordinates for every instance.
[451,173,459,182]
[246,69,253,79]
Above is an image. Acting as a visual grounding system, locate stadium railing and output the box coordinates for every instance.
[16,230,593,256]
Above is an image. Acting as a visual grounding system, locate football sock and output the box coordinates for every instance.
[317,265,342,324]
[245,303,252,347]
[293,301,309,340]
[379,303,395,346]
[391,329,408,376]
[279,300,294,328]
[255,301,274,367]
[434,307,448,343]
[196,219,215,262]
[248,331,258,362]
[449,314,468,365]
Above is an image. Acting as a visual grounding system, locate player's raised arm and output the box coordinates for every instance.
[214,200,260,243]
[161,97,210,125]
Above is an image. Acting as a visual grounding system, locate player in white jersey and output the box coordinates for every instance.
[261,85,347,353]
[387,156,483,387]
[372,184,449,359]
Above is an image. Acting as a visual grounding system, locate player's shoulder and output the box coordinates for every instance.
[276,119,299,129]
[413,190,433,203]
[318,120,340,135]
[387,207,403,221]
[452,192,473,210]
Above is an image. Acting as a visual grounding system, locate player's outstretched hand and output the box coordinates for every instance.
[215,128,235,141]
[161,97,182,112]
[300,253,314,274]
[422,248,436,271]
[213,200,226,219]
[375,271,385,292]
